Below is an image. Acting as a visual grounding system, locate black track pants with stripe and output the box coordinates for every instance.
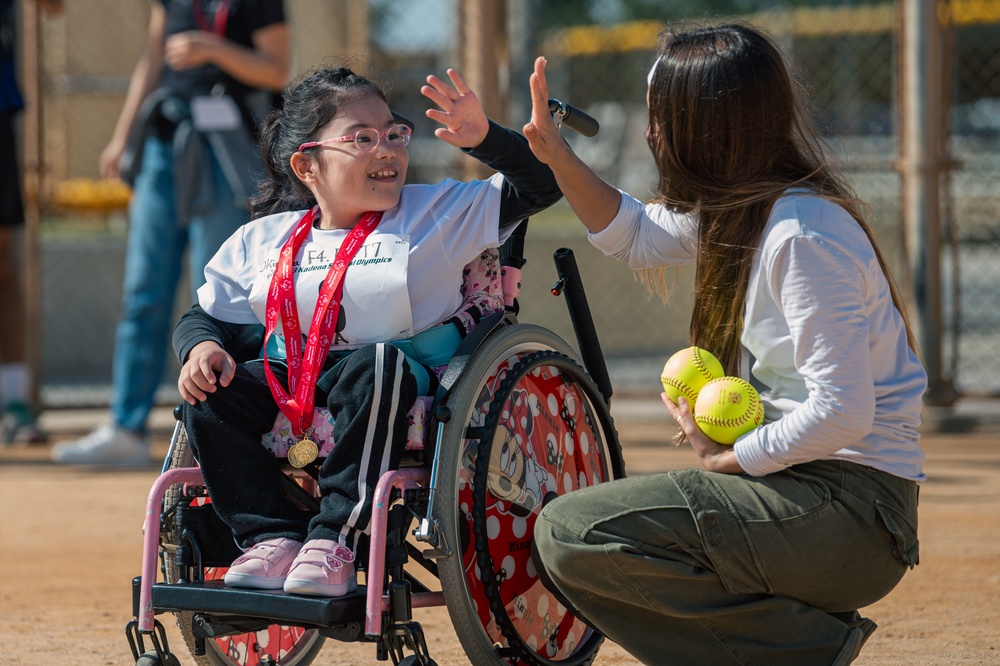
[184,342,419,556]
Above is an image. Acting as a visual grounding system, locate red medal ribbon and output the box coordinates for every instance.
[262,206,383,438]
[193,0,230,37]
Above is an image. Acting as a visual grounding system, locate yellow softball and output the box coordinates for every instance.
[660,346,725,405]
[693,377,765,445]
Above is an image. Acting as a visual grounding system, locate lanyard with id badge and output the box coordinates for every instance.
[188,0,243,133]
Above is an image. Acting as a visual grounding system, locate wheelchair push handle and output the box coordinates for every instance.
[552,247,613,405]
[548,98,600,137]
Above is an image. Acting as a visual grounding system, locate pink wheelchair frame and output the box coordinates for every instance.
[126,238,624,666]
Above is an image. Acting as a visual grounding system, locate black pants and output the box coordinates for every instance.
[184,343,421,556]
[1,112,26,227]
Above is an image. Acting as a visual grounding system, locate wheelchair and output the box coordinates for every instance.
[126,103,625,666]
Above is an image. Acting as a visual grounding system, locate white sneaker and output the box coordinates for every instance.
[51,423,152,466]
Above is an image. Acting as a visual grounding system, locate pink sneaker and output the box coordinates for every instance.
[283,540,358,597]
[223,538,302,590]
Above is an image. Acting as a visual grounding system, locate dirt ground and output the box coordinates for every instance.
[2,406,998,666]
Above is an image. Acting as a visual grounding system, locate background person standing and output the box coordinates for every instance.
[52,0,289,465]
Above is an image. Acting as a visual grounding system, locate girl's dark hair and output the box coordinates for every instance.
[250,65,387,218]
[645,23,916,373]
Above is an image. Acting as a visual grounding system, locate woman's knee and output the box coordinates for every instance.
[534,494,627,609]
[534,493,589,571]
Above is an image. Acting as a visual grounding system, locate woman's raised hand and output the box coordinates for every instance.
[521,55,618,233]
[523,56,573,165]
[422,68,489,149]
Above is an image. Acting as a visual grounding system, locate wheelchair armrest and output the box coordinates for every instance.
[433,309,511,407]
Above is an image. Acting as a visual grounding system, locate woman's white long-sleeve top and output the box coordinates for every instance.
[590,191,927,482]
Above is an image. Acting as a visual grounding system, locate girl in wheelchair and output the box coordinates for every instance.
[170,64,561,599]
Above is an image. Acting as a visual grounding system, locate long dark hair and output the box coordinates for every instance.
[646,23,916,374]
[250,65,387,218]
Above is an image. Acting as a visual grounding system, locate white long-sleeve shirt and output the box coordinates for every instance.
[590,191,927,482]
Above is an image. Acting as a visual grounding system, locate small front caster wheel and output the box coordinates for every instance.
[135,650,181,666]
[397,657,438,666]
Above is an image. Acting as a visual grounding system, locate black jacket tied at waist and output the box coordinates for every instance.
[119,88,264,226]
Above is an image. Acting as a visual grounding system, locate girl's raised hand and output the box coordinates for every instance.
[523,56,572,165]
[422,68,489,149]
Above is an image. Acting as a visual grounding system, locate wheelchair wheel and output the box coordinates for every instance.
[432,324,624,666]
[161,428,326,666]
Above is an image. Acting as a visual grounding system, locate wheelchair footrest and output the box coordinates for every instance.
[151,580,367,628]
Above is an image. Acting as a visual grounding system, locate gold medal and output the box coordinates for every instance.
[287,438,319,468]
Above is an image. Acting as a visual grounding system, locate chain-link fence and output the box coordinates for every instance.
[944,5,1000,396]
[22,0,1000,406]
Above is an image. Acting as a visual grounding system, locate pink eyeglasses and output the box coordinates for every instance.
[298,124,412,153]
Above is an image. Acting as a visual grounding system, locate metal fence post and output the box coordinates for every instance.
[18,0,43,410]
[897,0,956,406]
[457,0,506,181]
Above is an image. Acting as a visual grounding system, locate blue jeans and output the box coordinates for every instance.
[111,136,248,433]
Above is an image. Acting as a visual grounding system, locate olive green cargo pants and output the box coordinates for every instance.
[534,460,919,665]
